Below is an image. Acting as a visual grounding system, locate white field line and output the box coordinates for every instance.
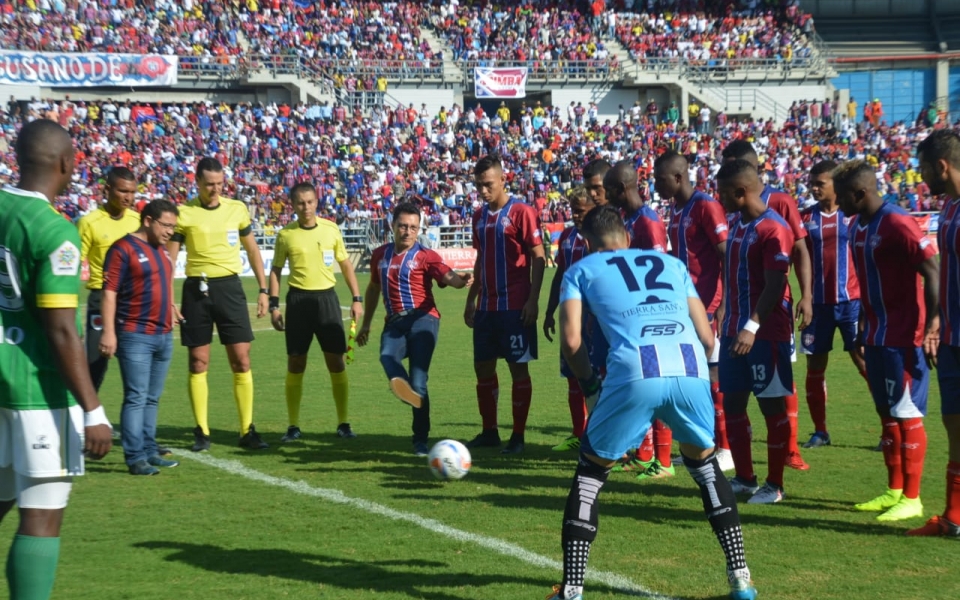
[177,452,676,599]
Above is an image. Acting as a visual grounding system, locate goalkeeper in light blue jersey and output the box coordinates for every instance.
[544,205,757,600]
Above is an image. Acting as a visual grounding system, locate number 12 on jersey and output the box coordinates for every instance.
[606,255,673,292]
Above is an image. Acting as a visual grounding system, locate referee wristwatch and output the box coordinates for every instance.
[259,288,269,295]
[352,295,363,303]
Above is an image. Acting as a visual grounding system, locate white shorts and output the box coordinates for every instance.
[0,406,85,478]
[0,470,72,509]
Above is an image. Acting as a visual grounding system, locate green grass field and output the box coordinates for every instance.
[2,274,957,600]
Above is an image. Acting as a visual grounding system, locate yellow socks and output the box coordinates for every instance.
[331,369,349,424]
[234,371,254,435]
[285,371,304,427]
[188,372,209,435]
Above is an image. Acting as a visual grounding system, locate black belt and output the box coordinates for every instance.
[385,309,417,324]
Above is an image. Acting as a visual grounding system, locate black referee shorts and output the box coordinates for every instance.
[180,275,254,347]
[285,287,347,356]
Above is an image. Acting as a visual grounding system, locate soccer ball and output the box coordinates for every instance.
[427,439,472,480]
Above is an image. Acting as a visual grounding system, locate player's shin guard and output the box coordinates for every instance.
[6,534,60,600]
[901,418,926,500]
[726,413,754,481]
[285,371,304,427]
[511,377,532,435]
[476,375,499,431]
[560,454,611,596]
[331,370,349,424]
[636,428,654,463]
[805,367,827,433]
[567,378,587,438]
[188,371,209,435]
[881,418,904,490]
[786,385,800,454]
[683,453,748,573]
[712,382,729,450]
[653,420,673,466]
[763,411,790,488]
[945,462,960,525]
[234,371,255,435]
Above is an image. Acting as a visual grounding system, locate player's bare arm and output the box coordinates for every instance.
[522,243,546,327]
[542,264,566,342]
[356,277,381,347]
[559,297,589,381]
[732,269,787,357]
[269,265,285,331]
[240,232,269,318]
[688,296,715,358]
[464,254,482,328]
[40,308,112,460]
[793,239,814,329]
[98,289,118,358]
[338,257,364,322]
[714,240,727,325]
[918,256,941,367]
[441,270,473,289]
[166,239,182,314]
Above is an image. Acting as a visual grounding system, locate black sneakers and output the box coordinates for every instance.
[466,429,501,449]
[239,424,269,450]
[191,426,211,452]
[281,426,302,443]
[500,433,525,455]
[336,423,357,438]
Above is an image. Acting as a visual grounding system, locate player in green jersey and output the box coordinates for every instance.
[0,119,113,600]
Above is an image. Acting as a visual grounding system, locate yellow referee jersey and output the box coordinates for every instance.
[273,219,348,291]
[173,196,253,278]
[77,206,140,290]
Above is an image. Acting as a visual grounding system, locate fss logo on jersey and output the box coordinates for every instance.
[641,320,686,337]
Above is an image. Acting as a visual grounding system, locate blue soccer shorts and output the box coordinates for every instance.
[937,345,960,416]
[800,300,860,355]
[581,376,715,461]
[863,345,928,418]
[718,337,794,398]
[473,310,538,364]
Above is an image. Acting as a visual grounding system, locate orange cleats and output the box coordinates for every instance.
[905,516,960,537]
[786,451,810,471]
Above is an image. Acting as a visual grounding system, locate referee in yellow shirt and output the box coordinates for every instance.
[78,167,141,391]
[269,182,364,442]
[167,157,270,451]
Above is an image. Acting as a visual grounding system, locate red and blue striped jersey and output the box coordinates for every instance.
[472,199,542,311]
[850,203,937,347]
[102,234,173,335]
[761,185,807,243]
[370,242,452,319]
[939,199,960,346]
[556,226,588,270]
[668,190,728,313]
[722,209,795,342]
[801,207,859,305]
[625,204,667,252]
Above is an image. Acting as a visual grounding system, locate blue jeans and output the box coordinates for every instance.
[379,312,439,444]
[117,331,173,466]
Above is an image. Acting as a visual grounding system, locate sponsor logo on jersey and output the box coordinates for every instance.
[49,241,80,277]
[620,295,683,318]
[640,320,686,337]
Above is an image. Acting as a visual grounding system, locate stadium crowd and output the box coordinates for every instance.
[0,93,954,239]
[0,1,816,79]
